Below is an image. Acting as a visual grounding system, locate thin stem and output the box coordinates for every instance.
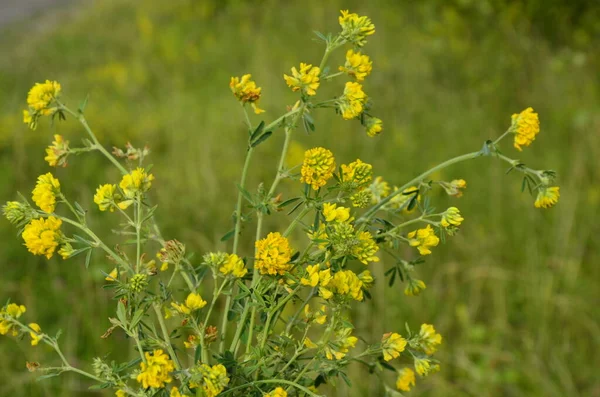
[282,206,311,237]
[152,303,181,370]
[244,213,264,355]
[285,288,316,334]
[135,198,142,273]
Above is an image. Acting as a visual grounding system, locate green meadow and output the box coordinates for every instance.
[0,1,598,396]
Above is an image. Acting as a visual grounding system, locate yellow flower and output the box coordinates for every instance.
[350,189,372,208]
[219,253,248,278]
[381,332,407,361]
[230,74,265,114]
[170,387,190,397]
[300,264,320,287]
[0,303,27,336]
[535,186,560,209]
[418,323,442,355]
[44,135,70,167]
[511,107,540,151]
[407,225,440,256]
[192,364,230,397]
[396,368,416,392]
[283,63,320,96]
[28,323,43,346]
[369,176,391,203]
[339,49,372,81]
[6,303,26,318]
[331,270,364,301]
[105,268,118,281]
[325,328,358,360]
[341,159,373,190]
[300,147,336,190]
[304,337,318,349]
[23,109,32,125]
[255,232,293,275]
[365,117,383,137]
[171,292,207,314]
[115,390,126,397]
[94,184,117,212]
[388,186,419,213]
[184,334,199,349]
[322,203,351,223]
[22,216,62,259]
[338,81,367,120]
[404,279,426,296]
[32,173,60,213]
[352,231,380,265]
[58,242,74,260]
[26,80,61,115]
[339,10,375,47]
[265,387,287,397]
[136,349,175,389]
[358,270,374,288]
[119,167,154,200]
[3,201,35,226]
[441,207,464,228]
[414,357,432,376]
[441,179,467,197]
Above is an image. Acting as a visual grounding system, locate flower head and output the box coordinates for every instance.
[352,231,380,264]
[22,216,62,259]
[32,173,61,213]
[300,147,336,190]
[3,201,36,226]
[136,349,175,389]
[339,10,375,47]
[365,117,383,137]
[24,80,61,128]
[325,327,358,360]
[255,232,292,276]
[404,279,426,296]
[396,367,416,391]
[330,270,364,301]
[265,387,287,397]
[283,63,320,96]
[219,253,248,278]
[417,323,443,355]
[171,292,207,314]
[407,225,440,256]
[190,364,230,397]
[322,203,351,223]
[94,184,118,212]
[230,74,265,114]
[45,135,70,167]
[369,176,391,203]
[511,107,540,151]
[441,179,467,197]
[338,82,367,120]
[350,189,372,208]
[441,207,464,228]
[119,167,154,200]
[28,323,43,346]
[382,332,407,361]
[0,303,26,336]
[341,159,373,190]
[339,50,372,81]
[535,186,560,209]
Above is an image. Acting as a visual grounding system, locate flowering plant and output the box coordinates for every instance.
[1,10,558,397]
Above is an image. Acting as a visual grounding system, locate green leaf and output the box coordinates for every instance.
[36,373,61,382]
[250,130,273,147]
[116,301,127,327]
[235,183,254,205]
[88,382,112,390]
[130,308,145,329]
[287,201,303,215]
[78,94,90,113]
[278,197,301,208]
[84,248,93,269]
[249,120,265,141]
[220,229,235,242]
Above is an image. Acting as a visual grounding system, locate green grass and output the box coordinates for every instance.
[0,0,599,396]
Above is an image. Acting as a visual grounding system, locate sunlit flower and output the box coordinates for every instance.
[265,387,287,397]
[365,117,383,137]
[171,292,207,314]
[58,242,74,260]
[352,231,379,264]
[404,279,426,296]
[339,10,375,47]
[22,216,62,259]
[28,323,43,346]
[300,147,336,190]
[105,268,118,281]
[414,357,432,376]
[325,327,358,360]
[341,159,373,190]
[322,203,351,223]
[32,173,61,213]
[417,323,443,355]
[338,82,367,120]
[0,303,26,336]
[300,264,320,287]
[330,270,364,301]
[511,107,540,151]
[407,225,440,256]
[136,349,175,389]
[396,367,416,392]
[119,167,154,201]
[26,80,61,114]
[219,253,248,278]
[534,186,560,209]
[44,135,70,167]
[255,232,292,275]
[441,207,464,228]
[382,332,407,361]
[441,179,467,197]
[94,184,117,212]
[339,49,372,81]
[191,364,230,397]
[230,74,265,114]
[283,63,320,96]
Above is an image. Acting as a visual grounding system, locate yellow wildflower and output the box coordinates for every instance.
[325,328,358,360]
[322,203,351,223]
[414,357,432,376]
[3,201,35,226]
[26,80,61,115]
[170,387,189,397]
[358,270,374,288]
[6,303,26,318]
[396,368,416,392]
[352,231,380,265]
[219,253,247,278]
[331,270,364,301]
[94,184,117,212]
[441,207,464,228]
[283,63,320,96]
[255,232,292,276]
[32,173,60,213]
[105,268,118,281]
[418,323,443,355]
[304,337,318,349]
[350,189,372,208]
[381,332,407,361]
[341,159,373,190]
[136,349,175,389]
[265,387,287,397]
[300,147,336,190]
[28,323,43,346]
[365,117,383,137]
[171,292,207,314]
[184,334,199,349]
[339,49,372,81]
[44,135,70,167]
[407,225,440,256]
[535,186,560,209]
[119,167,154,200]
[338,81,367,120]
[404,279,426,296]
[0,303,27,336]
[192,364,230,397]
[22,216,62,259]
[441,179,467,197]
[300,264,320,287]
[339,10,375,47]
[58,242,74,259]
[115,391,126,397]
[230,74,265,114]
[511,107,540,151]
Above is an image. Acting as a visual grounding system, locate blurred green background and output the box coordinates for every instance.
[1,0,599,396]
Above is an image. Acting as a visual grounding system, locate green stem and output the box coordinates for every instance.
[152,303,181,370]
[283,206,311,237]
[135,198,142,273]
[285,288,316,334]
[243,213,264,355]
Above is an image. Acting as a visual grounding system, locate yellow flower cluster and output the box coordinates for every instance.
[339,10,375,47]
[192,364,230,397]
[28,323,43,346]
[136,349,175,389]
[22,216,62,259]
[255,232,293,275]
[341,159,373,190]
[323,203,351,223]
[329,270,364,301]
[219,253,247,278]
[396,367,416,392]
[352,231,380,265]
[170,387,190,397]
[171,292,207,315]
[324,327,358,360]
[45,135,70,167]
[265,387,287,397]
[381,332,407,361]
[120,167,154,199]
[441,178,467,197]
[535,186,560,209]
[283,63,321,96]
[365,117,383,137]
[32,173,61,213]
[338,81,367,120]
[417,324,443,355]
[300,147,336,190]
[0,303,26,336]
[23,80,61,129]
[230,74,265,114]
[404,279,427,296]
[304,304,327,325]
[407,225,440,255]
[94,184,117,212]
[441,207,464,228]
[339,50,372,81]
[511,107,540,151]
